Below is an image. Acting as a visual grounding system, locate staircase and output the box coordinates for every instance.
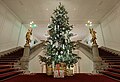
[99,47,120,80]
[0,47,24,81]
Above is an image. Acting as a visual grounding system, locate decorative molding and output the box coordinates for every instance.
[0,0,22,22]
[100,1,120,23]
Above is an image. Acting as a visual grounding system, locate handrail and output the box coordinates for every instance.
[29,41,93,61]
[29,41,46,60]
[77,41,92,53]
[30,42,45,54]
[76,41,93,60]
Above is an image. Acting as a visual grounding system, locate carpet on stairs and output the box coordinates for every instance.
[0,47,24,81]
[99,47,120,80]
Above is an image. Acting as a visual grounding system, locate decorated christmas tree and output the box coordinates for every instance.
[39,3,80,74]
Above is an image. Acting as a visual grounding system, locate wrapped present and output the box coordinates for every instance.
[46,64,53,75]
[66,69,73,76]
[66,66,74,76]
[54,70,64,78]
[60,63,67,76]
[54,64,64,78]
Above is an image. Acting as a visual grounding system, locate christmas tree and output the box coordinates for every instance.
[39,3,80,68]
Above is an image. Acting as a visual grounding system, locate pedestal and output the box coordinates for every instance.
[92,44,102,73]
[20,45,30,71]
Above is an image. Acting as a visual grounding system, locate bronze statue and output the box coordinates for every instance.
[89,28,97,45]
[25,28,32,46]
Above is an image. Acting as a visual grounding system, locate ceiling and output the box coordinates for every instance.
[2,0,120,40]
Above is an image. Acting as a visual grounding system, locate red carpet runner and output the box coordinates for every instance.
[99,47,120,80]
[0,47,24,81]
[3,73,119,82]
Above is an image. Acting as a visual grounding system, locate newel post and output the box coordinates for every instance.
[92,44,102,73]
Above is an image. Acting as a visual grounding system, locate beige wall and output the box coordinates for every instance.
[99,2,120,51]
[29,50,44,73]
[78,50,93,73]
[0,1,28,52]
[0,1,40,51]
[83,2,120,51]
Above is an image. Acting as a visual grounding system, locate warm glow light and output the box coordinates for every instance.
[30,21,37,28]
[85,20,92,27]
[46,8,48,11]
[30,21,34,24]
[30,25,32,27]
[88,20,90,23]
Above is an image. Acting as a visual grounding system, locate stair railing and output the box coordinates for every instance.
[29,42,45,60]
[76,41,93,60]
[20,41,45,71]
[76,40,102,73]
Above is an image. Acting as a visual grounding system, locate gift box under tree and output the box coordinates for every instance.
[54,64,64,78]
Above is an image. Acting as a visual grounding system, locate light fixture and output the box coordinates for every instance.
[30,21,37,28]
[85,20,93,28]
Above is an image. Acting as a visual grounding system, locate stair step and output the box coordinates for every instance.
[1,56,22,58]
[0,58,20,60]
[102,58,120,60]
[101,56,120,58]
[0,62,15,65]
[0,65,12,69]
[0,57,21,60]
[0,60,18,62]
[0,71,23,80]
[100,55,119,57]
[0,68,16,74]
[110,66,120,69]
[106,68,120,74]
[105,60,120,62]
[108,62,120,65]
[100,71,120,80]
[1,55,22,57]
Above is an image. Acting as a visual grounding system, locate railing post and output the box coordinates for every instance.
[92,44,102,73]
[20,45,30,71]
